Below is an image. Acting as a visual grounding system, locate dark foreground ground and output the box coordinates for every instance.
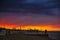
[0,32,57,40]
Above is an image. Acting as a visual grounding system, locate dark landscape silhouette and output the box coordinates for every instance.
[0,28,60,40]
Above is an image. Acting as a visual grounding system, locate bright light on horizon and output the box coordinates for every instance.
[0,25,60,31]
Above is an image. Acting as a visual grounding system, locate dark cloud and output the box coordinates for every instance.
[0,13,59,25]
[0,0,59,16]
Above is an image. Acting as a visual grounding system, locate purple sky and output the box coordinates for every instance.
[0,0,60,28]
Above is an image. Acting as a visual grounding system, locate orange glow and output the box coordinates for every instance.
[0,24,60,31]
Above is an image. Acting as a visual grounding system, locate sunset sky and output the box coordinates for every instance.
[0,0,60,31]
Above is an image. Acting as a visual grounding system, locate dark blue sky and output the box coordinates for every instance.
[0,0,60,26]
[0,0,59,16]
[0,0,60,32]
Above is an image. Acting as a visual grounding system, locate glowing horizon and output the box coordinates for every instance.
[0,12,60,31]
[0,0,60,32]
[0,24,60,31]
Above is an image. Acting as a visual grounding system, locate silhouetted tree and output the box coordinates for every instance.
[45,30,47,34]
[0,28,3,32]
[0,28,5,32]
